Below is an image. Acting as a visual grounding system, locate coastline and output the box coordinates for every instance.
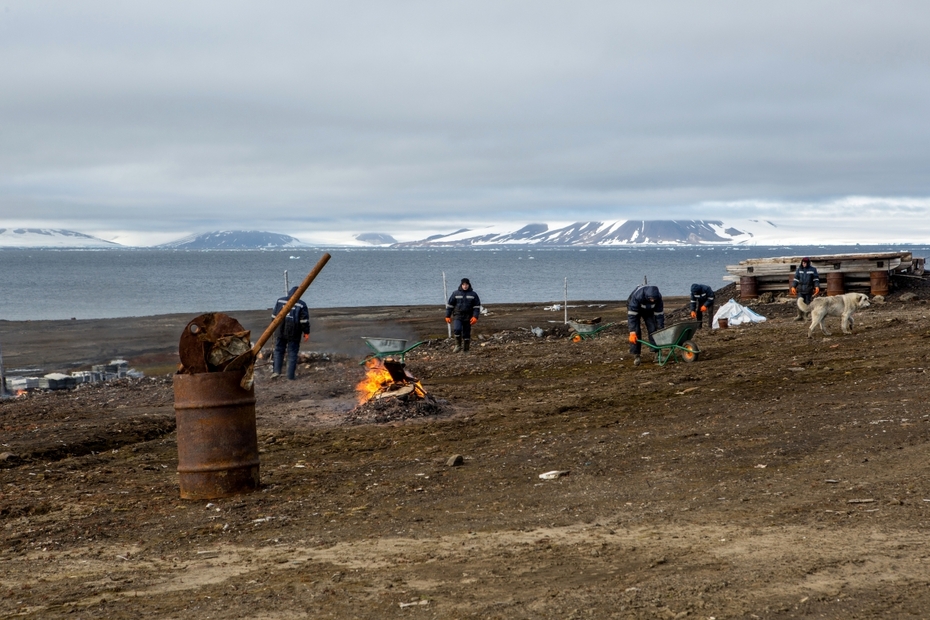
[1,299,658,375]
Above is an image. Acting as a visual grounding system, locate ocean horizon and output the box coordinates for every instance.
[1,245,926,322]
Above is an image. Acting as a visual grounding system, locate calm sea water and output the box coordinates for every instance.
[1,245,926,321]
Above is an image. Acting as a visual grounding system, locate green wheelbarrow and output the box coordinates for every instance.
[360,337,425,364]
[635,321,701,366]
[567,319,615,342]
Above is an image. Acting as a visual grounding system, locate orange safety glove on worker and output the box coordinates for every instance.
[814,287,820,296]
[303,333,309,342]
[469,317,477,325]
[629,332,638,344]
[690,311,697,319]
[700,305,707,312]
[445,317,451,324]
[790,287,797,296]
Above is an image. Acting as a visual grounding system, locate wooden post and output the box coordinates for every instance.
[0,333,9,397]
[442,272,451,338]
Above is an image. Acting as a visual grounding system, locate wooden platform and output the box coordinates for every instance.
[725,251,924,297]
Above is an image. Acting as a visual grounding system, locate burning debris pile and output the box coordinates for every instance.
[346,357,448,424]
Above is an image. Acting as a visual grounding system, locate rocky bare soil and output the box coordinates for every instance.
[2,279,930,619]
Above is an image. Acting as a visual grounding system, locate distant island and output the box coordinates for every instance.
[0,220,915,249]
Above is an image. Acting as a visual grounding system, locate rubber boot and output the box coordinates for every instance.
[453,336,462,353]
[633,355,641,366]
[463,339,470,353]
[793,307,805,322]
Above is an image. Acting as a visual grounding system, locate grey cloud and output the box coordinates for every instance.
[1,1,930,235]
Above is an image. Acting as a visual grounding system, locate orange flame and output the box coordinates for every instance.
[356,358,394,403]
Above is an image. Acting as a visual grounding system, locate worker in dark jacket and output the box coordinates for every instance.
[628,285,664,366]
[445,278,481,353]
[271,286,310,379]
[791,257,821,321]
[689,283,715,329]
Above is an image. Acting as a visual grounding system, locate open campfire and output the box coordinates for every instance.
[355,358,428,403]
[348,357,447,424]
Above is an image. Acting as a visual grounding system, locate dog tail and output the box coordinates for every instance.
[797,297,811,313]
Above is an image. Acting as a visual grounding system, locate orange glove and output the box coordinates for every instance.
[700,305,707,312]
[303,333,309,342]
[629,332,638,344]
[690,311,697,319]
[814,287,820,296]
[445,317,451,324]
[469,316,477,325]
[790,287,797,296]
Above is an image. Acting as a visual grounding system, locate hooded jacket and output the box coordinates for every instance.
[628,285,665,331]
[446,285,481,320]
[273,286,311,341]
[690,283,715,311]
[792,261,820,294]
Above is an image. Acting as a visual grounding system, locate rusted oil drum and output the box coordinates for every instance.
[739,276,758,299]
[174,369,260,500]
[826,272,845,296]
[870,271,889,296]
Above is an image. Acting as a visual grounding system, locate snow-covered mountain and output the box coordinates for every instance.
[0,228,120,248]
[158,230,308,249]
[393,220,778,247]
[354,232,398,246]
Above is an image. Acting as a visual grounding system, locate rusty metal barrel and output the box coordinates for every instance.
[869,271,889,296]
[174,369,260,500]
[739,276,758,299]
[826,272,845,296]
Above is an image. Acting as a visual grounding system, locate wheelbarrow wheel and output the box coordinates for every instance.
[680,340,700,363]
[571,334,582,343]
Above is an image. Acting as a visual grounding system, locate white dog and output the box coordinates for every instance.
[798,292,871,338]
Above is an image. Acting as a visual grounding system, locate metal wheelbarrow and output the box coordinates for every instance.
[635,321,701,366]
[361,337,425,364]
[567,319,615,342]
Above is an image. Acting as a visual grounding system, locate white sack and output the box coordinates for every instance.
[712,299,767,329]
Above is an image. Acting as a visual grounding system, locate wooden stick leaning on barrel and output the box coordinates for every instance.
[229,252,332,388]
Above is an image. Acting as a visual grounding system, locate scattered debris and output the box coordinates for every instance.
[539,470,570,480]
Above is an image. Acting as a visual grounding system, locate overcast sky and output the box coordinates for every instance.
[2,1,929,245]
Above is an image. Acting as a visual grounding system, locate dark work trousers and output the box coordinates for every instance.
[630,314,659,355]
[273,337,301,380]
[694,304,714,329]
[799,291,814,304]
[452,317,473,343]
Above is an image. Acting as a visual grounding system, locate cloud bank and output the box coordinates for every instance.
[2,1,929,244]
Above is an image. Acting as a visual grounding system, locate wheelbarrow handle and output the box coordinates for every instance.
[251,253,331,356]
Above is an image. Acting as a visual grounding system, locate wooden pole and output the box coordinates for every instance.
[0,333,8,397]
[442,272,451,338]
[251,253,331,357]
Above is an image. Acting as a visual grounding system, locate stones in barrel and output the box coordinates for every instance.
[174,313,259,500]
[171,253,332,500]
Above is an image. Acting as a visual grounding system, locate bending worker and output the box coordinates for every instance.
[445,278,481,353]
[628,284,664,366]
[791,257,821,321]
[272,286,310,380]
[689,283,715,329]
